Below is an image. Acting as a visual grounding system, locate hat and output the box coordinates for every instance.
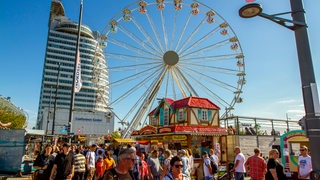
[63,143,71,147]
[179,149,186,155]
[202,151,208,155]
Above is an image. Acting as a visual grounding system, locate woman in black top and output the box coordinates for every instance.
[265,149,287,180]
[33,144,54,180]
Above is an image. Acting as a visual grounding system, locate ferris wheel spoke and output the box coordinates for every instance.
[131,17,163,54]
[181,26,220,55]
[108,37,160,57]
[182,53,242,62]
[109,68,162,106]
[164,72,170,98]
[171,68,188,97]
[180,38,229,58]
[105,52,160,62]
[177,17,207,54]
[170,11,178,50]
[117,24,161,56]
[146,13,165,53]
[174,13,192,51]
[109,62,161,71]
[109,65,161,87]
[160,10,169,51]
[169,70,177,100]
[174,67,198,96]
[180,62,239,75]
[180,65,238,92]
[179,68,232,107]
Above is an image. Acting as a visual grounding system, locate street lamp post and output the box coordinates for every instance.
[239,1,320,178]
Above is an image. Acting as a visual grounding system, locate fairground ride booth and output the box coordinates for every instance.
[131,97,228,163]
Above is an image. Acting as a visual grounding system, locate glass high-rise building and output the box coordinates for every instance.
[36,0,113,135]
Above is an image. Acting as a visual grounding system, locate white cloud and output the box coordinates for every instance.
[276,99,298,104]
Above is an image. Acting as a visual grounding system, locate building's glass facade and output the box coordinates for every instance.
[36,1,113,135]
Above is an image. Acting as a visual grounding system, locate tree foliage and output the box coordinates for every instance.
[0,105,26,129]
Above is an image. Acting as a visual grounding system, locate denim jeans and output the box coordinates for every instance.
[235,172,245,180]
[204,176,214,180]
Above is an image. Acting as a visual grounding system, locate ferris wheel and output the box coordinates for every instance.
[99,0,246,137]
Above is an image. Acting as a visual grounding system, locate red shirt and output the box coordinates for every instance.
[141,160,148,177]
[96,161,104,175]
[245,155,267,180]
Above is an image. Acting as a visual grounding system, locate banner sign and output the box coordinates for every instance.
[173,126,228,135]
[139,125,157,135]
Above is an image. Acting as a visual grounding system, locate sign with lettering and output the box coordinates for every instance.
[173,126,228,135]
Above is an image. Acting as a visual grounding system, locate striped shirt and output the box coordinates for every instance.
[74,153,86,173]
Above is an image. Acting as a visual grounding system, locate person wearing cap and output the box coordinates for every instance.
[50,143,74,180]
[202,151,214,180]
[179,150,190,178]
[147,150,162,180]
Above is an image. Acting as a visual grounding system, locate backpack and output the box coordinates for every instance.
[210,159,218,174]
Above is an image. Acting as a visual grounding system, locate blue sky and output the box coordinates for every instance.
[0,0,319,129]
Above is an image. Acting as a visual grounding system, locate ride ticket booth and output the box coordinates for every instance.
[131,97,229,164]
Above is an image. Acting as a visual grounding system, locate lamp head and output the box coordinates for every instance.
[239,3,262,18]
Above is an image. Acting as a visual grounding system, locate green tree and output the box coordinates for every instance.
[0,105,26,129]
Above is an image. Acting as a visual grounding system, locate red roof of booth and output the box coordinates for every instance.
[172,96,220,109]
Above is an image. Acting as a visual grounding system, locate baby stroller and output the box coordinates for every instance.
[218,163,234,180]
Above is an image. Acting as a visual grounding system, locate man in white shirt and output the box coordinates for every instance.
[202,151,214,180]
[231,146,245,180]
[298,146,312,180]
[86,144,97,180]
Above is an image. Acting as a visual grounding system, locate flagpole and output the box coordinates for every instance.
[68,0,83,139]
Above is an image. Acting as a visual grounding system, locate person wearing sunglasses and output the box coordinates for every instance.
[298,146,312,180]
[265,149,286,180]
[163,156,190,180]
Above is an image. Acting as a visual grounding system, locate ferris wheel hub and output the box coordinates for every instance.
[163,51,179,66]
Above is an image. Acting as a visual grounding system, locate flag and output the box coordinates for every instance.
[246,0,256,2]
[75,50,82,92]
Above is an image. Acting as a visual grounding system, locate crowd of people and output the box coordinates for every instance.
[31,142,313,180]
[234,145,313,180]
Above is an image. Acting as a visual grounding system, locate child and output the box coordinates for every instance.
[95,156,104,180]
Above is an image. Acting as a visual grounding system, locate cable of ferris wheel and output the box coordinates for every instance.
[181,65,238,91]
[117,24,161,55]
[108,66,162,107]
[181,26,221,54]
[177,17,206,55]
[145,13,165,53]
[180,38,229,58]
[131,17,163,54]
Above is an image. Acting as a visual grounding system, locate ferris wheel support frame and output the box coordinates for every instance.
[122,67,168,138]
